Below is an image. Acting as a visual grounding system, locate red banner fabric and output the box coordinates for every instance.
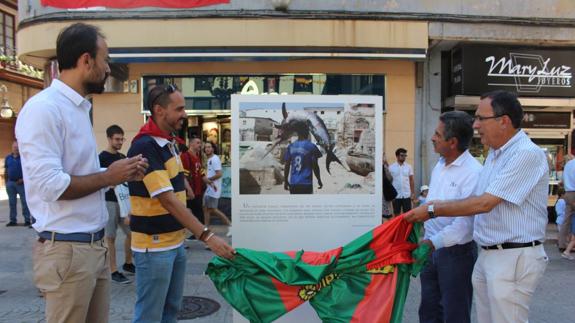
[41,0,229,9]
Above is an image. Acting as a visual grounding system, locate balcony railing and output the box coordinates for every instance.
[0,47,44,80]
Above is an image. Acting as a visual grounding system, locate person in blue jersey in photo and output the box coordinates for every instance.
[283,121,323,194]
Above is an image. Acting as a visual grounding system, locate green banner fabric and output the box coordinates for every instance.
[207,215,429,323]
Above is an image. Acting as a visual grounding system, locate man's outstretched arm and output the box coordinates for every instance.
[404,193,502,222]
[157,190,235,259]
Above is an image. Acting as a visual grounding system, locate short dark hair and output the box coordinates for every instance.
[204,141,219,155]
[293,121,309,137]
[395,148,407,157]
[106,124,124,138]
[480,90,523,129]
[439,111,474,152]
[56,23,105,72]
[147,84,179,116]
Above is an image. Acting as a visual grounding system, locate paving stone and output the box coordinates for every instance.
[1,199,573,323]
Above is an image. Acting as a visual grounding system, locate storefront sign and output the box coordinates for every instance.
[451,46,575,97]
[41,0,228,9]
[522,111,571,129]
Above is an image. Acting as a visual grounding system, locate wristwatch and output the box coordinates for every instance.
[199,226,211,241]
[427,204,436,219]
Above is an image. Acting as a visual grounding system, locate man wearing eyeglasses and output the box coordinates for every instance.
[15,23,149,323]
[389,148,415,215]
[128,84,235,323]
[406,90,549,323]
[99,124,134,284]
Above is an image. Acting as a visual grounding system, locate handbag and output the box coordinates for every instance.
[114,183,131,218]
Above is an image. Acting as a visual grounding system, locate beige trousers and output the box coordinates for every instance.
[558,191,575,248]
[472,244,548,323]
[34,239,110,323]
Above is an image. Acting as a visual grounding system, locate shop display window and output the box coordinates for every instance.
[141,74,386,113]
[469,136,568,207]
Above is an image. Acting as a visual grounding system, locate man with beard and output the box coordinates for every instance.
[128,84,235,322]
[15,23,149,323]
[389,147,415,215]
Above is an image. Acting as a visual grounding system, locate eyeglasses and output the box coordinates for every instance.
[472,114,503,122]
[148,84,178,110]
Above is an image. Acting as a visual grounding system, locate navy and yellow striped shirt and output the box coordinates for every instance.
[127,135,187,252]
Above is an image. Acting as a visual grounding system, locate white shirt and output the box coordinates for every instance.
[563,159,575,192]
[15,79,107,233]
[389,162,413,198]
[205,154,222,198]
[424,150,482,250]
[473,130,549,246]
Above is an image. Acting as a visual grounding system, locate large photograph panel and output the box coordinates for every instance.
[238,101,376,195]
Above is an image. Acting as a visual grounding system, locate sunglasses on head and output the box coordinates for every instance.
[148,84,178,110]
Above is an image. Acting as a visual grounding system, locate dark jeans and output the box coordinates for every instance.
[419,241,478,323]
[392,198,412,215]
[186,196,204,223]
[6,180,30,223]
[289,184,313,194]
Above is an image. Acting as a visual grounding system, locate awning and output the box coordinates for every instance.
[109,48,426,64]
[18,19,428,68]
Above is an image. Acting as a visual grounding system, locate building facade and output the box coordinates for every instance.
[419,2,575,208]
[0,0,43,192]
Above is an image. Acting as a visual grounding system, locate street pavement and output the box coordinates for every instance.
[1,198,574,323]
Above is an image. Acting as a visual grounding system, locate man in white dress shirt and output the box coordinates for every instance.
[389,147,415,215]
[15,23,148,323]
[418,111,481,323]
[406,90,548,323]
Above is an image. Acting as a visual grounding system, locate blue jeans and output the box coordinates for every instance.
[419,241,477,323]
[6,180,30,223]
[132,245,186,323]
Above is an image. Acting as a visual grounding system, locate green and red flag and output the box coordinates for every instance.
[206,215,430,323]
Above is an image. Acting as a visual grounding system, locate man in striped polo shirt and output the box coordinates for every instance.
[407,90,548,323]
[128,84,235,323]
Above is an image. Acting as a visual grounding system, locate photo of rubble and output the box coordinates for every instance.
[238,100,377,195]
